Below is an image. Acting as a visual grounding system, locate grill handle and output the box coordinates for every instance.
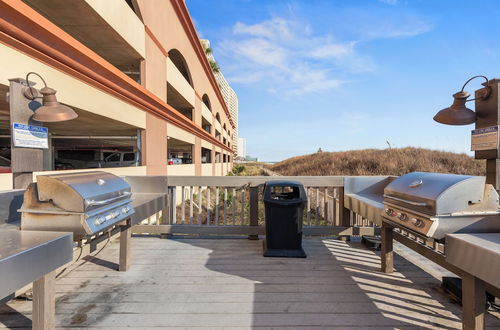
[383,194,428,207]
[85,191,132,206]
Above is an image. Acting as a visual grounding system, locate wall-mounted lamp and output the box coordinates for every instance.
[23,72,78,122]
[433,75,491,125]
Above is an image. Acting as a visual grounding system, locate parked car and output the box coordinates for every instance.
[54,161,74,170]
[168,158,182,165]
[56,149,139,169]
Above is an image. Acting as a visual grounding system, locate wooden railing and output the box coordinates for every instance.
[132,176,380,237]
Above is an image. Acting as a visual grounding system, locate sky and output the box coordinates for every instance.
[185,0,500,161]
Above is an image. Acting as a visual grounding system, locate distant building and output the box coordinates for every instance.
[200,39,239,156]
[237,138,247,159]
[244,155,258,162]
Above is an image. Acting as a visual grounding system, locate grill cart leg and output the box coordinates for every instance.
[32,270,55,330]
[381,222,394,273]
[462,272,486,330]
[119,220,131,272]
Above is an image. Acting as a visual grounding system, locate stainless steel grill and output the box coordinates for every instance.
[382,172,500,239]
[19,171,135,240]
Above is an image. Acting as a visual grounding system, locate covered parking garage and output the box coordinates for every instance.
[0,82,142,172]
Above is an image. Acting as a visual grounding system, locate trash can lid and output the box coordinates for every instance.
[263,180,304,188]
[263,180,307,202]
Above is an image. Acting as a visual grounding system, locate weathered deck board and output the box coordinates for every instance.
[1,237,499,329]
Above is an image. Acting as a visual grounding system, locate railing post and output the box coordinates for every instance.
[161,186,175,239]
[248,186,259,240]
[336,187,351,241]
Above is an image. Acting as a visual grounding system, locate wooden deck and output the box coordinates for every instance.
[1,236,500,329]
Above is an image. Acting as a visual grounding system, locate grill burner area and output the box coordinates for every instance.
[20,171,135,241]
[382,172,500,239]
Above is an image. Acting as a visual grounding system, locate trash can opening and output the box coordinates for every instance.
[269,185,300,200]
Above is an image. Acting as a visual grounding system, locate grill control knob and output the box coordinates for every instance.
[94,217,104,225]
[398,213,408,221]
[121,207,129,214]
[385,208,393,216]
[412,218,424,228]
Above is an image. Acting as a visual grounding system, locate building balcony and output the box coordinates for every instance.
[214,120,222,134]
[202,103,212,123]
[167,57,196,120]
[22,0,145,75]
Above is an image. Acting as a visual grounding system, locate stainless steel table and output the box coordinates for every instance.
[446,233,500,330]
[0,230,73,330]
[343,176,394,226]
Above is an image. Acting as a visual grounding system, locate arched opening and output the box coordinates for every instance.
[222,124,227,145]
[202,94,211,111]
[201,94,212,134]
[214,113,222,141]
[168,49,193,87]
[167,49,194,120]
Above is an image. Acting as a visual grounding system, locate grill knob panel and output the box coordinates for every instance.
[412,218,424,228]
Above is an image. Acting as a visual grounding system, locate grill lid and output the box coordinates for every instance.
[383,172,490,215]
[36,171,131,213]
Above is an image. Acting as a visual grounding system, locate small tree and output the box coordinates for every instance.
[209,59,220,73]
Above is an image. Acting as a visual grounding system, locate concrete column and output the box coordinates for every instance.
[144,113,167,175]
[194,93,202,126]
[141,34,167,175]
[194,137,201,176]
[211,146,216,176]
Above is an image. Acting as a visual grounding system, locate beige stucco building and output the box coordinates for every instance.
[0,0,236,190]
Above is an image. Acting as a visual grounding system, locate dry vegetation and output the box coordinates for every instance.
[269,147,485,176]
[229,163,269,176]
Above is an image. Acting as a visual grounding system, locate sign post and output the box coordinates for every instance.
[474,79,500,191]
[9,78,44,189]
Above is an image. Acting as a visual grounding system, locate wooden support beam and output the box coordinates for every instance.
[462,272,486,330]
[119,220,131,272]
[32,270,55,330]
[248,186,259,240]
[381,222,393,273]
[393,231,464,276]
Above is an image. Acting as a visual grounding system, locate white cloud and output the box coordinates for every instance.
[309,42,356,59]
[224,38,288,68]
[218,12,431,97]
[233,18,295,41]
[363,19,433,39]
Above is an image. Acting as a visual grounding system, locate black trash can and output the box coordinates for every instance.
[263,181,307,258]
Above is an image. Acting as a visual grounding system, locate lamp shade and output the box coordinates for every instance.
[32,87,78,122]
[433,91,476,125]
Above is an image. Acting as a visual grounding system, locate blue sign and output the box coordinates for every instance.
[12,123,49,149]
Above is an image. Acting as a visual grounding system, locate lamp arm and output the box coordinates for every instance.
[25,72,48,100]
[461,75,491,102]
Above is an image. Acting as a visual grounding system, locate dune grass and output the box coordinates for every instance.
[269,147,485,176]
